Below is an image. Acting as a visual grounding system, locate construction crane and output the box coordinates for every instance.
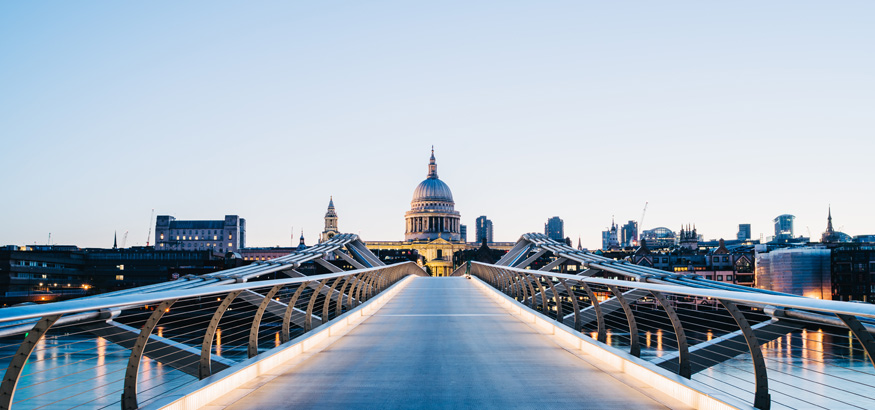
[146,209,154,247]
[121,230,129,248]
[639,201,648,232]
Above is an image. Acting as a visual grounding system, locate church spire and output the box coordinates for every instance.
[113,231,118,249]
[427,146,438,179]
[826,205,834,232]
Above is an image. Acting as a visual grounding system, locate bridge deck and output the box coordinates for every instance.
[212,277,688,409]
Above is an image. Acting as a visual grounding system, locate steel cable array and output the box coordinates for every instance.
[465,261,875,410]
[0,261,424,409]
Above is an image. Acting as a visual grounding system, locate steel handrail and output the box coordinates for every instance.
[471,262,875,320]
[0,262,423,323]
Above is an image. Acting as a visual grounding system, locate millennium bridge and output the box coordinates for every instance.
[1,234,873,409]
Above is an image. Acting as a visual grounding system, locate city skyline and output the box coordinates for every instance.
[2,2,874,249]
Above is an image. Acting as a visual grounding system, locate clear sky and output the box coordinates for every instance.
[1,1,873,249]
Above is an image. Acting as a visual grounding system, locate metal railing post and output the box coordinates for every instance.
[122,299,177,410]
[609,285,640,357]
[323,277,344,322]
[651,291,691,379]
[720,299,770,410]
[336,275,353,315]
[836,313,875,369]
[201,290,242,379]
[528,273,549,314]
[523,274,537,309]
[0,314,62,409]
[249,285,284,358]
[560,278,581,330]
[543,278,562,321]
[579,282,606,342]
[305,279,330,331]
[282,282,309,343]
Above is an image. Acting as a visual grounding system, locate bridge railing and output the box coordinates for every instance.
[464,261,875,410]
[0,262,424,410]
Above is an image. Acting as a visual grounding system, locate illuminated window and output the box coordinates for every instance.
[195,236,199,240]
[176,236,180,240]
[228,242,233,247]
[117,265,124,270]
[115,275,124,281]
[213,235,217,240]
[228,234,232,240]
[160,233,164,240]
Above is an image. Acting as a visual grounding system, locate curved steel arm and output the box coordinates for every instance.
[720,299,770,410]
[336,276,353,316]
[305,279,330,331]
[528,273,549,314]
[200,290,242,379]
[560,278,581,330]
[609,285,640,357]
[543,278,562,321]
[651,291,691,379]
[123,299,177,410]
[323,277,345,323]
[282,282,310,343]
[836,313,875,369]
[249,285,284,358]
[0,314,62,408]
[579,282,606,342]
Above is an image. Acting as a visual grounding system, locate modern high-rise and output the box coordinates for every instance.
[773,214,795,242]
[737,224,751,241]
[621,220,638,247]
[545,217,564,242]
[475,216,493,243]
[155,215,245,253]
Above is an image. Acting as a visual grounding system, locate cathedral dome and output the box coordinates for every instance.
[411,147,454,205]
[405,147,461,242]
[412,178,454,203]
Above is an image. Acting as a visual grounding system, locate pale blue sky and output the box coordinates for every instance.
[1,1,873,249]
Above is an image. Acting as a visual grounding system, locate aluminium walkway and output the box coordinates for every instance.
[208,277,691,409]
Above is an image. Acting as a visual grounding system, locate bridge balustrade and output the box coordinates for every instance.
[0,262,424,410]
[463,261,875,410]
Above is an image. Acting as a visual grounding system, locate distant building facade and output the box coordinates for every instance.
[365,148,512,276]
[545,217,564,242]
[322,197,340,242]
[0,246,223,305]
[821,207,851,243]
[737,224,751,241]
[155,215,245,253]
[601,218,620,250]
[476,216,493,243]
[773,214,795,242]
[620,220,638,247]
[630,239,754,286]
[640,227,676,249]
[679,225,698,250]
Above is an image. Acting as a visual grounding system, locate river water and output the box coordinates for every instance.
[1,326,873,409]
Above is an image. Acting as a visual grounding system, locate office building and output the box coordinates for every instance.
[773,214,795,242]
[621,220,638,247]
[545,217,564,242]
[737,224,751,241]
[475,216,493,243]
[155,215,246,253]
